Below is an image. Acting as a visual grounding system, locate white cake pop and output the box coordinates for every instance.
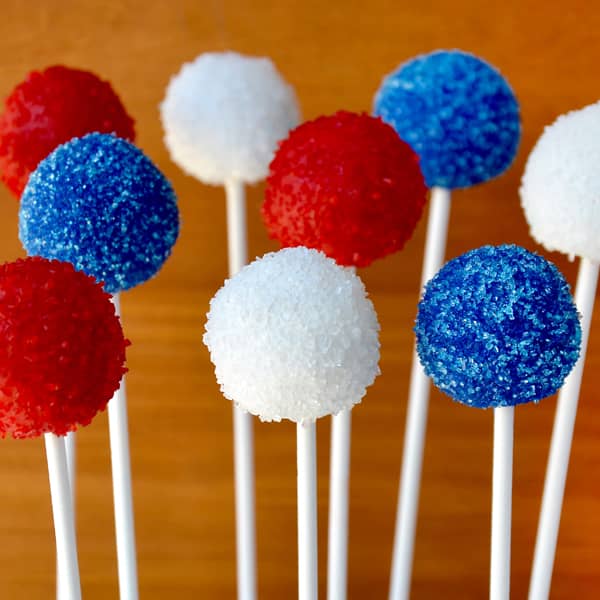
[204,247,381,422]
[520,101,600,261]
[160,51,300,185]
[522,102,600,599]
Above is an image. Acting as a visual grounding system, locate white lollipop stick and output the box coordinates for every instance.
[225,178,257,600]
[327,265,357,600]
[490,406,514,600]
[327,409,351,600]
[389,186,452,600]
[528,257,599,600]
[57,431,77,599]
[45,433,82,600]
[108,293,139,600]
[65,431,76,491]
[298,420,318,600]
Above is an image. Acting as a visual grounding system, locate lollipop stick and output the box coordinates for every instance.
[528,258,599,600]
[65,431,76,491]
[298,420,318,600]
[108,293,138,600]
[57,431,77,599]
[225,178,257,600]
[490,406,514,600]
[45,433,82,600]
[327,409,351,600]
[389,187,452,600]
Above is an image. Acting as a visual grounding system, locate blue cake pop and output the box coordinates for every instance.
[374,50,521,189]
[415,245,581,408]
[19,133,179,293]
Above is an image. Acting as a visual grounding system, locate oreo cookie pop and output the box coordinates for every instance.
[0,65,134,198]
[521,102,600,600]
[19,131,178,600]
[415,245,580,600]
[375,50,522,600]
[205,246,380,600]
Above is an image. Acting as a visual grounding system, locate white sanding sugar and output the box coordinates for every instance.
[203,247,381,423]
[520,101,600,261]
[160,52,300,185]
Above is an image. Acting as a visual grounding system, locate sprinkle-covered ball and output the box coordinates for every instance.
[415,245,580,408]
[374,50,521,189]
[204,247,380,422]
[262,111,427,267]
[521,102,600,261]
[0,65,135,198]
[0,257,128,438]
[160,51,300,185]
[19,133,179,293]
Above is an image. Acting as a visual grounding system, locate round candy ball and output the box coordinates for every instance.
[0,257,128,439]
[204,246,381,422]
[520,102,600,261]
[415,245,580,409]
[0,65,135,198]
[262,111,427,268]
[19,133,179,294]
[374,50,521,189]
[160,51,300,185]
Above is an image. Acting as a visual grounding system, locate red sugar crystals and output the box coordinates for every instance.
[262,111,427,267]
[0,257,128,438]
[0,65,135,197]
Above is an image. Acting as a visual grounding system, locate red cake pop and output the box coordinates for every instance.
[0,65,135,197]
[262,110,427,267]
[0,257,128,438]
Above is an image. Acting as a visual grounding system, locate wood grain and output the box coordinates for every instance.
[0,1,599,597]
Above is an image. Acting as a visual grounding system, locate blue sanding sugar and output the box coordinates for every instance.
[19,133,179,293]
[374,50,521,189]
[415,245,581,408]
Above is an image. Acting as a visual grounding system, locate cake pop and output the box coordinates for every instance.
[0,65,134,198]
[161,51,299,186]
[0,256,128,600]
[415,246,580,407]
[415,245,580,600]
[262,109,424,598]
[374,50,522,600]
[204,247,380,600]
[374,50,520,190]
[162,51,300,600]
[520,101,600,600]
[0,257,127,437]
[19,132,179,600]
[263,110,426,267]
[20,132,178,293]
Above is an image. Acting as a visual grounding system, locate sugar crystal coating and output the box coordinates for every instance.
[204,247,381,422]
[263,111,427,267]
[19,133,179,293]
[161,52,300,185]
[374,50,521,189]
[415,245,580,408]
[0,257,128,438]
[0,65,135,198]
[520,102,600,261]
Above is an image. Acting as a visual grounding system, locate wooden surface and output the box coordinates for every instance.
[1,1,600,597]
